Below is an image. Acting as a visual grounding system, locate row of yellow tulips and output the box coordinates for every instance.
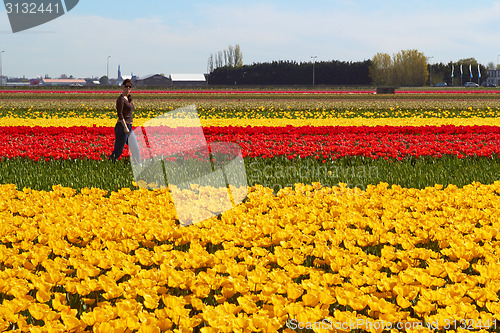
[1,182,500,332]
[1,116,499,128]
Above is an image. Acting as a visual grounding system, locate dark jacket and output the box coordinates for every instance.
[116,94,134,124]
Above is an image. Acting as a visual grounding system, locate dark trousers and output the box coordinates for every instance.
[109,122,141,164]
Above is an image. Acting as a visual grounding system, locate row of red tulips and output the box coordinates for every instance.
[1,89,500,95]
[1,125,499,161]
[2,89,373,95]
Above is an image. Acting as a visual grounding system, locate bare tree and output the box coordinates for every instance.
[227,45,235,67]
[216,51,224,68]
[234,44,243,67]
[208,44,244,72]
[207,54,214,73]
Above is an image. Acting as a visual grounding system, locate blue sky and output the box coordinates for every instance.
[1,0,500,79]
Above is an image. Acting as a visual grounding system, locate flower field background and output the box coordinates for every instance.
[1,89,500,332]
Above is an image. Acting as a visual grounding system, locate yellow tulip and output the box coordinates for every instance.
[285,283,304,300]
[93,306,117,323]
[413,299,437,315]
[302,293,319,307]
[157,318,173,331]
[61,309,81,331]
[35,289,52,303]
[142,293,160,310]
[237,295,258,314]
[396,295,412,309]
[28,303,51,321]
[318,291,336,305]
[233,313,251,331]
[137,325,160,333]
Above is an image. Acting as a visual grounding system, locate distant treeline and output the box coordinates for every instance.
[208,60,372,86]
[427,60,488,86]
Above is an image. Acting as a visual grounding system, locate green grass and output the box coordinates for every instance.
[0,158,131,193]
[248,155,500,192]
[1,155,499,193]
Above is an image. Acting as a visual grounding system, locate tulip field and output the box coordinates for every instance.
[2,88,500,332]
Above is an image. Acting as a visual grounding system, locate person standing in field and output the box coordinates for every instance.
[109,79,141,164]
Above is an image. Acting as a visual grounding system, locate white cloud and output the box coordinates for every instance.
[2,1,500,78]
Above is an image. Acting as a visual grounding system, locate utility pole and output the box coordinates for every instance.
[427,56,434,87]
[497,55,500,86]
[107,55,111,85]
[311,56,317,87]
[0,51,4,86]
[451,63,454,87]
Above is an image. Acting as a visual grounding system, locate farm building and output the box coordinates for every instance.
[41,79,87,86]
[5,82,31,87]
[170,74,207,87]
[134,74,171,87]
[486,69,500,87]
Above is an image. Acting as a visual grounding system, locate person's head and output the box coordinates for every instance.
[122,79,133,95]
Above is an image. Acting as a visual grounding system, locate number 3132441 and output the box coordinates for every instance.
[5,2,61,14]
